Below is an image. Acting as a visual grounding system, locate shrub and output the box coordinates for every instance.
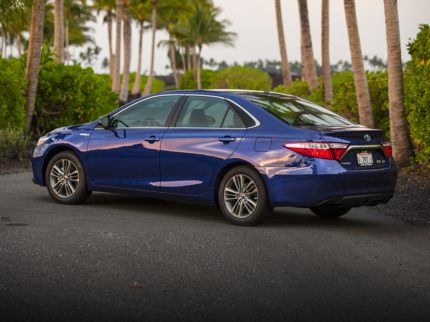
[211,66,272,90]
[35,63,118,134]
[128,73,165,93]
[405,24,430,163]
[180,69,218,89]
[0,58,26,130]
[273,80,311,98]
[97,73,165,95]
[0,128,29,160]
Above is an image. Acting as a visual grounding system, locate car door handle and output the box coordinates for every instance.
[144,135,160,143]
[218,136,236,143]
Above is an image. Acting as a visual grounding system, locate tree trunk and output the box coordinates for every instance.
[142,0,157,96]
[170,41,180,88]
[180,47,186,73]
[383,0,414,166]
[64,18,69,63]
[112,0,123,93]
[2,30,7,57]
[297,0,318,91]
[25,0,45,136]
[344,0,374,127]
[275,0,292,87]
[16,34,23,57]
[132,22,144,95]
[196,46,202,90]
[107,11,114,76]
[119,4,131,102]
[321,0,332,104]
[191,46,197,80]
[186,46,191,71]
[53,0,64,63]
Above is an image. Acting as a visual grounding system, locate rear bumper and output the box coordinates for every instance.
[260,161,397,208]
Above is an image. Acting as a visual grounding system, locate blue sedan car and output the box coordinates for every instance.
[32,90,397,225]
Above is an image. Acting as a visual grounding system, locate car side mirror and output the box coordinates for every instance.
[98,115,112,129]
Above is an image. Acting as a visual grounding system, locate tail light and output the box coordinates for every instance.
[284,142,348,160]
[382,141,392,157]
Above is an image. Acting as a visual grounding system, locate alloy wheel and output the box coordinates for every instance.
[49,159,79,198]
[224,174,258,219]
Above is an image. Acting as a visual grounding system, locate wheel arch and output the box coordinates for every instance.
[213,160,269,207]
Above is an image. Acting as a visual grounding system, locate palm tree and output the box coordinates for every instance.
[175,1,235,89]
[130,0,150,95]
[321,0,332,104]
[383,0,414,165]
[142,0,157,96]
[44,1,95,63]
[158,0,190,89]
[25,0,45,135]
[297,0,318,91]
[93,0,116,76]
[53,0,64,63]
[112,0,122,93]
[0,3,27,58]
[119,0,131,102]
[274,0,292,87]
[344,0,374,127]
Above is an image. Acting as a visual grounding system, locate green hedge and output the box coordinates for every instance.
[179,69,218,89]
[211,66,272,90]
[0,58,26,130]
[405,24,430,163]
[128,73,165,94]
[35,63,118,134]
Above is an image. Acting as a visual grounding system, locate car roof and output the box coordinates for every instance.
[157,89,299,100]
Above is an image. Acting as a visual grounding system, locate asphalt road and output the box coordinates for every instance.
[0,172,429,322]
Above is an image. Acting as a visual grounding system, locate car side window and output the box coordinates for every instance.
[175,96,245,128]
[222,107,245,128]
[111,95,181,128]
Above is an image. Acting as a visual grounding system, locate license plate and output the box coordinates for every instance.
[357,151,373,166]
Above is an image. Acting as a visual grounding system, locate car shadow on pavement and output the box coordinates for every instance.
[34,192,395,230]
[267,207,391,231]
[83,192,225,224]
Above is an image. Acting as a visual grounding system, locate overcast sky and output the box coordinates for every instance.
[87,0,430,74]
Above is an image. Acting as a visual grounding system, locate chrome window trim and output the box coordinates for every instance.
[96,93,261,130]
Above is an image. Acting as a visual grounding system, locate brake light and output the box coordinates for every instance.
[284,142,348,160]
[382,141,392,157]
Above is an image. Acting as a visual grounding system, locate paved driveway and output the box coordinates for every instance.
[1,172,429,321]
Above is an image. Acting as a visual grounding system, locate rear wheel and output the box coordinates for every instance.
[218,166,271,226]
[45,151,91,204]
[310,205,352,218]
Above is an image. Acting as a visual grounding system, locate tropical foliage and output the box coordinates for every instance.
[211,66,272,90]
[404,25,430,163]
[0,0,429,166]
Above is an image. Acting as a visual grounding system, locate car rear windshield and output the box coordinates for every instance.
[243,94,355,127]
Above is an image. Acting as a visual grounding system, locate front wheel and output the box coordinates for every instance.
[45,151,91,204]
[310,205,352,218]
[218,166,271,226]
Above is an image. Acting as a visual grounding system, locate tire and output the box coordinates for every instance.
[218,166,271,226]
[45,151,91,204]
[310,205,352,218]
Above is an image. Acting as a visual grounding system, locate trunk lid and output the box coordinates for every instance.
[314,126,389,170]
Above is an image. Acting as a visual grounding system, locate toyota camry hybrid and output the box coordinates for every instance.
[31,90,397,225]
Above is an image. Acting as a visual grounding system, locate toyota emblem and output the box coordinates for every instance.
[364,134,371,142]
